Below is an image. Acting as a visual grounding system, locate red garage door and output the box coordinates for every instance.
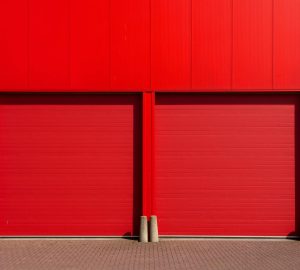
[156,94,297,236]
[0,94,141,236]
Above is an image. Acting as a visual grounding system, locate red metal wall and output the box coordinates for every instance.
[0,0,299,92]
[0,0,300,237]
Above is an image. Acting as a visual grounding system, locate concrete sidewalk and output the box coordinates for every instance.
[0,239,300,270]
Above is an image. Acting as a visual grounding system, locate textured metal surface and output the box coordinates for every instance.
[1,239,300,270]
[0,94,141,236]
[155,94,296,236]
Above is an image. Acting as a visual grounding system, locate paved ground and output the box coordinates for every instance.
[0,239,300,270]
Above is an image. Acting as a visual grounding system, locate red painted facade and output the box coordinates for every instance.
[1,0,300,91]
[0,0,300,236]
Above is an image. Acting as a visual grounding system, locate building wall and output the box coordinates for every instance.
[0,0,300,236]
[0,0,299,92]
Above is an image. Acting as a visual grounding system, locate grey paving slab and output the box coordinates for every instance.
[0,239,300,270]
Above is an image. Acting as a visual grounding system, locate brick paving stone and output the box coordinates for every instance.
[0,239,300,270]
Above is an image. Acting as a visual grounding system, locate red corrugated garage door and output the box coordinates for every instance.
[0,94,141,236]
[156,94,298,236]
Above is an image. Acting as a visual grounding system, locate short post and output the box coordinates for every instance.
[139,216,148,242]
[150,215,159,242]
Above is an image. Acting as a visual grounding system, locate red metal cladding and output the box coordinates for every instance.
[70,0,110,90]
[155,94,296,236]
[232,0,273,90]
[151,0,191,90]
[0,94,141,236]
[111,0,150,91]
[0,0,28,90]
[274,0,300,90]
[29,0,70,90]
[0,0,300,91]
[192,0,232,90]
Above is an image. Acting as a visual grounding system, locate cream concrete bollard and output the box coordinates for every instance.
[150,215,159,242]
[139,216,148,242]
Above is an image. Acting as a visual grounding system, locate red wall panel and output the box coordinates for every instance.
[151,0,191,90]
[0,1,28,90]
[29,0,70,90]
[111,0,150,91]
[0,1,300,92]
[192,0,231,90]
[70,0,110,90]
[274,0,300,89]
[232,0,273,90]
